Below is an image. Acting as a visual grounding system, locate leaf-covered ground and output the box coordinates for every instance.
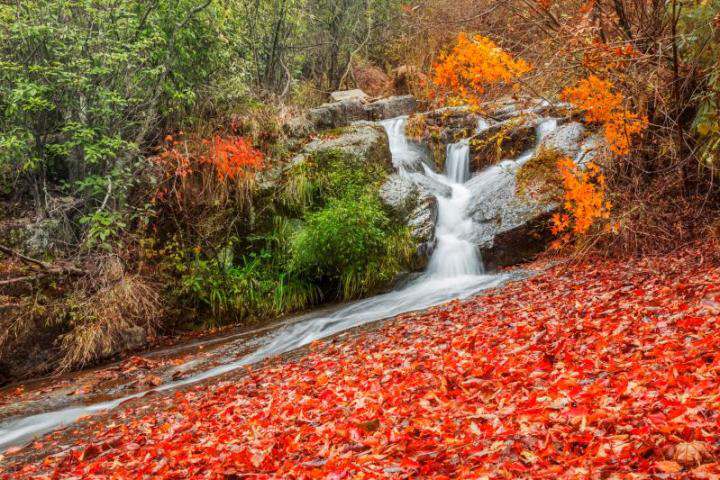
[5,243,720,479]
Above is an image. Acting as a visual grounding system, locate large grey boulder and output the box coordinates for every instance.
[308,100,368,131]
[465,121,606,269]
[260,125,393,196]
[379,174,419,219]
[537,121,587,157]
[308,93,417,130]
[466,157,556,270]
[379,173,439,256]
[366,96,417,121]
[303,124,392,170]
[408,197,437,258]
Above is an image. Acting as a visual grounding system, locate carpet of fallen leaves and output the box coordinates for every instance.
[6,243,720,479]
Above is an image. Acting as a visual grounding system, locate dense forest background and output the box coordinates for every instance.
[1,0,719,377]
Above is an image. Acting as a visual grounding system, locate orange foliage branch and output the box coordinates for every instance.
[432,33,532,107]
[551,157,612,248]
[561,75,647,155]
[152,133,264,207]
[202,135,265,181]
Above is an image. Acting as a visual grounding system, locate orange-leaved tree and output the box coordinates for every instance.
[548,76,647,246]
[550,158,612,248]
[561,75,648,155]
[432,33,531,107]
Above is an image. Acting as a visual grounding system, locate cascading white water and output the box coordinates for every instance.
[426,141,483,277]
[445,142,470,184]
[0,116,543,452]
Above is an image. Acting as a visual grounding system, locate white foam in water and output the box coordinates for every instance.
[427,141,482,277]
[0,117,537,451]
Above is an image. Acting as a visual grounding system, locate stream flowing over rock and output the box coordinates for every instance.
[0,96,605,453]
[381,98,608,269]
[270,96,608,273]
[377,119,453,259]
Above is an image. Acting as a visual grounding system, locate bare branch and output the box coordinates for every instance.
[0,244,84,275]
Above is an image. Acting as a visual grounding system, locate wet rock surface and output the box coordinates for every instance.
[466,123,606,268]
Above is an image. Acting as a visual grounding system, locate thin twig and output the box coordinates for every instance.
[0,244,52,270]
[0,244,84,275]
[0,274,48,286]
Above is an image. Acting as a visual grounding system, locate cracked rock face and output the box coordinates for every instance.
[537,121,587,158]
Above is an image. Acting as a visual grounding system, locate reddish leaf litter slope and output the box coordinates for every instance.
[6,243,720,479]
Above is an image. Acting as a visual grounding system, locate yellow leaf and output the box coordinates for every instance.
[656,461,682,473]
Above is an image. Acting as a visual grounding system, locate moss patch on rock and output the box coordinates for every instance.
[515,146,565,203]
[470,116,536,171]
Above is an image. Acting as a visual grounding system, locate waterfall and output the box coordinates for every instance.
[426,139,483,277]
[445,142,470,184]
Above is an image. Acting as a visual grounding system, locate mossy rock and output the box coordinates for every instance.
[304,124,392,172]
[470,119,536,172]
[515,147,565,203]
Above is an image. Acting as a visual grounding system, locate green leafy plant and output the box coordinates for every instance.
[290,193,413,299]
[79,211,127,251]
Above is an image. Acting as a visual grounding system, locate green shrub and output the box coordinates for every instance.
[290,193,413,299]
[174,148,412,324]
[313,149,388,199]
[280,149,389,212]
[177,250,321,326]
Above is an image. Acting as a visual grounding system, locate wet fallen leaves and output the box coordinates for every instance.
[6,243,720,479]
